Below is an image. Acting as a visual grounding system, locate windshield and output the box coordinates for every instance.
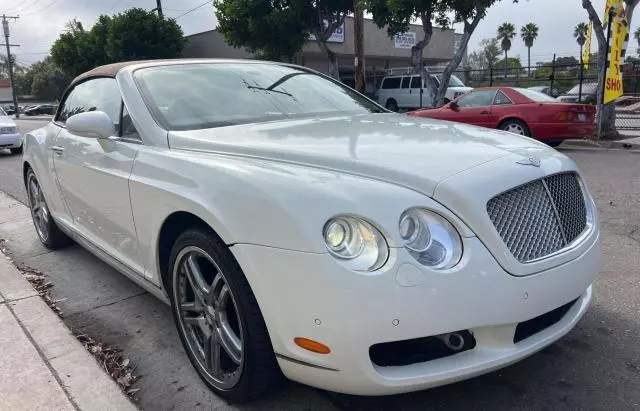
[516,88,558,102]
[568,83,597,94]
[135,63,384,131]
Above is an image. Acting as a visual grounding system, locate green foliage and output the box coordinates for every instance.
[575,22,589,46]
[214,0,309,60]
[497,22,516,52]
[51,9,186,78]
[520,23,538,48]
[495,56,522,69]
[28,57,71,100]
[480,38,501,68]
[556,56,579,67]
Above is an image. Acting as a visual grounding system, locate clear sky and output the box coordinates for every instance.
[1,0,626,67]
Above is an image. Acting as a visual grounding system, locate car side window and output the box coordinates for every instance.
[410,76,421,88]
[381,77,401,89]
[401,77,410,89]
[57,78,122,131]
[456,90,497,108]
[120,103,140,140]
[493,91,512,105]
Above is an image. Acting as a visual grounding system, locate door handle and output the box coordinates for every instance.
[480,110,490,114]
[51,146,64,155]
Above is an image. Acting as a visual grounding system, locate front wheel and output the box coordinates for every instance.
[385,99,399,112]
[25,168,71,248]
[168,229,283,402]
[499,119,531,137]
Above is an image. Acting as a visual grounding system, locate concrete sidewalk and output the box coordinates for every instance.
[0,205,136,410]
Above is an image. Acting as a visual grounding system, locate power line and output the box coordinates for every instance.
[11,0,44,14]
[106,0,128,14]
[21,0,65,16]
[173,0,212,20]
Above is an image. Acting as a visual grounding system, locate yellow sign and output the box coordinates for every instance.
[603,0,627,104]
[583,22,592,69]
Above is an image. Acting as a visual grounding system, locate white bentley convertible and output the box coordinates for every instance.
[23,60,600,402]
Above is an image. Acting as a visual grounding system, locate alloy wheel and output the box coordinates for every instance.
[173,246,244,390]
[503,123,525,135]
[27,173,50,242]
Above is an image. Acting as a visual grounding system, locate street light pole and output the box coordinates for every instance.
[2,15,20,119]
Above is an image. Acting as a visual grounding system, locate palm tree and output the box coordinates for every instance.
[497,22,517,78]
[574,23,589,101]
[520,23,539,79]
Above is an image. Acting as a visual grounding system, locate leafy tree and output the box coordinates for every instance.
[214,0,308,61]
[51,9,186,78]
[520,22,538,77]
[480,38,501,68]
[29,57,71,100]
[14,69,34,96]
[215,0,352,79]
[556,56,579,67]
[367,0,447,74]
[497,22,517,78]
[106,8,186,62]
[434,1,520,106]
[495,56,523,70]
[581,0,640,137]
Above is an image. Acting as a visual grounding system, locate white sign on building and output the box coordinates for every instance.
[395,32,416,49]
[308,22,345,43]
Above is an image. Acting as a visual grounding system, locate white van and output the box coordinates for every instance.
[376,74,472,111]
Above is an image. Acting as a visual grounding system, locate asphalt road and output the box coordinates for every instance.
[2,119,639,410]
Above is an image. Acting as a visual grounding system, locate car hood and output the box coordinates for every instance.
[0,116,16,127]
[168,113,552,196]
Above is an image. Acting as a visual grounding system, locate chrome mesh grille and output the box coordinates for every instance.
[487,172,587,263]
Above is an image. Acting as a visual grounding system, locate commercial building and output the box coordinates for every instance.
[182,17,462,91]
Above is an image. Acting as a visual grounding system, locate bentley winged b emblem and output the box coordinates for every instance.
[516,156,541,167]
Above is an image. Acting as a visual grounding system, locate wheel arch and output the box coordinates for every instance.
[497,116,529,130]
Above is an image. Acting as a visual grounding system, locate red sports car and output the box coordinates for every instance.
[407,87,596,146]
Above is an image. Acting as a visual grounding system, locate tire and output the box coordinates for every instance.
[168,228,283,402]
[25,168,71,248]
[443,98,451,104]
[546,141,563,148]
[11,146,23,155]
[385,99,399,112]
[499,119,531,137]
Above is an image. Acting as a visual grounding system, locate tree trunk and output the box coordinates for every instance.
[316,39,340,80]
[582,0,617,137]
[527,47,531,81]
[504,50,508,79]
[313,16,345,81]
[435,14,482,107]
[412,13,433,74]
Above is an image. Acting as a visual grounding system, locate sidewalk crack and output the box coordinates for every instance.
[66,291,148,317]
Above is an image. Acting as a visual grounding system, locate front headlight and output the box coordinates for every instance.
[399,208,462,270]
[323,216,389,272]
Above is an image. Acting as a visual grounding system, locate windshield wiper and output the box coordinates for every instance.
[244,81,294,97]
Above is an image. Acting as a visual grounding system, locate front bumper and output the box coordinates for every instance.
[231,230,600,396]
[0,133,23,148]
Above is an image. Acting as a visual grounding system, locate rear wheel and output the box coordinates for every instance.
[168,229,283,402]
[25,168,71,248]
[546,141,563,148]
[499,119,531,137]
[385,99,399,112]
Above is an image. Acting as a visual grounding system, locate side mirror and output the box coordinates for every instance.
[66,111,115,139]
[449,101,459,110]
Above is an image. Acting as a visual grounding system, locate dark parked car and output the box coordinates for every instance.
[527,85,560,98]
[557,83,597,105]
[24,104,57,116]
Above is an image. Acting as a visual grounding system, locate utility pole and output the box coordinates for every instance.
[155,0,164,18]
[1,15,20,119]
[353,0,364,93]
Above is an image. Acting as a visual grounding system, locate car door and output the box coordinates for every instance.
[489,90,516,128]
[52,77,144,275]
[397,76,412,108]
[408,76,425,108]
[450,90,498,127]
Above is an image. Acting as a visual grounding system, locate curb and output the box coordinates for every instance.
[0,193,137,411]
